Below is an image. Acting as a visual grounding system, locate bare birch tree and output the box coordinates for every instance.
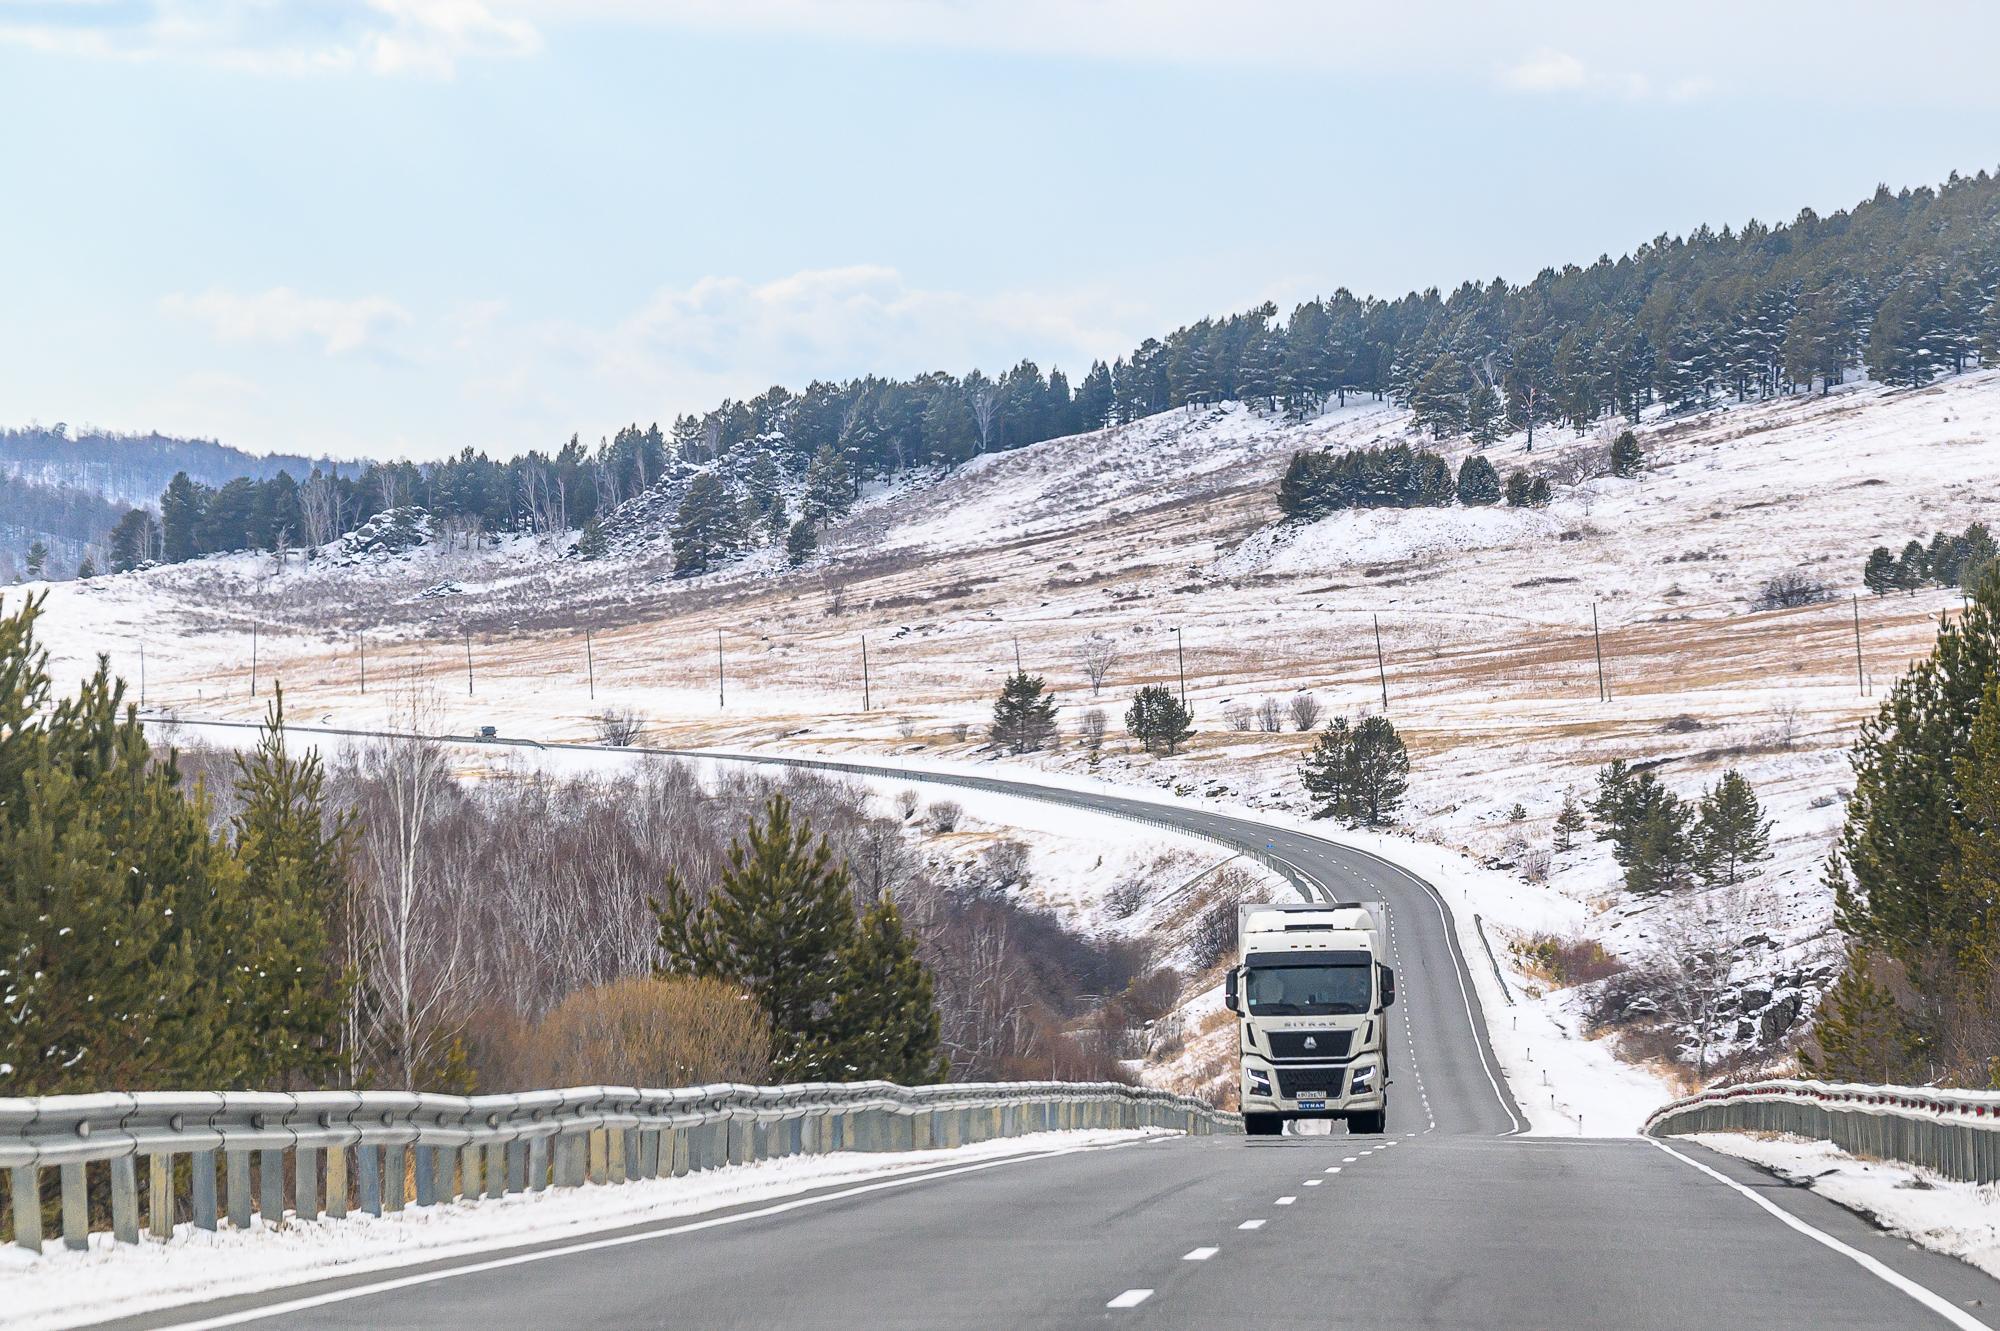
[1078,632,1118,695]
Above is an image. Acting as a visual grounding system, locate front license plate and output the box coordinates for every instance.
[1298,1097,1326,1111]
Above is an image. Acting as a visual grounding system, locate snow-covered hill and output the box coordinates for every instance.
[23,367,2000,1087]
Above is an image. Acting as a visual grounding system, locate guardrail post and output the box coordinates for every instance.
[639,1129,660,1179]
[327,1147,348,1220]
[227,1150,252,1229]
[193,1150,218,1230]
[259,1148,285,1229]
[358,1144,381,1216]
[413,1145,436,1206]
[507,1140,527,1192]
[294,1147,320,1223]
[528,1137,549,1192]
[385,1144,407,1211]
[11,1166,43,1253]
[486,1141,507,1198]
[111,1155,140,1244]
[61,1161,88,1250]
[148,1154,174,1240]
[588,1130,608,1184]
[433,1143,455,1204]
[459,1144,482,1200]
[610,1128,630,1183]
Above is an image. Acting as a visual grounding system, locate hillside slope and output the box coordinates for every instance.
[25,368,2000,1082]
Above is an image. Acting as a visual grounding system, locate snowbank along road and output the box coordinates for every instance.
[88,723,2000,1330]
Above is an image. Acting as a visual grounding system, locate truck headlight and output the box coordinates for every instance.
[1247,1069,1272,1096]
[1350,1066,1375,1094]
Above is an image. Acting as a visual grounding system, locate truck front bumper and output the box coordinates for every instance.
[1242,1056,1383,1117]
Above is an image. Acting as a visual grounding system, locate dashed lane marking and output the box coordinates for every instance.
[1107,1290,1154,1309]
[1238,1219,1267,1230]
[1304,1179,1323,1186]
[1275,1196,1297,1205]
[1183,1248,1219,1262]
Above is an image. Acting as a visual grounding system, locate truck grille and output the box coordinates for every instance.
[1266,1030,1353,1061]
[1275,1067,1346,1100]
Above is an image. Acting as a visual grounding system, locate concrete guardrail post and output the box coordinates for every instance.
[259,1148,285,1229]
[413,1144,436,1205]
[61,1161,88,1250]
[148,1153,174,1240]
[357,1143,381,1216]
[326,1146,348,1220]
[110,1155,140,1244]
[11,1165,42,1253]
[294,1146,319,1223]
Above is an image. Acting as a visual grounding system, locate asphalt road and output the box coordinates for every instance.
[117,727,2000,1330]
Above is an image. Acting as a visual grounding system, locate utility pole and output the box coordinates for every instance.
[1372,615,1388,708]
[717,629,725,708]
[139,641,146,708]
[1174,626,1186,706]
[861,637,871,711]
[1591,603,1608,702]
[585,628,596,699]
[358,632,366,695]
[464,629,473,696]
[1852,594,1865,696]
[250,621,258,697]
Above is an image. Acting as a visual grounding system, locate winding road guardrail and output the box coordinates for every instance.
[1645,1078,2000,1184]
[2,1080,1235,1255]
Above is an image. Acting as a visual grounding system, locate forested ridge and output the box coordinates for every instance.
[70,166,2000,574]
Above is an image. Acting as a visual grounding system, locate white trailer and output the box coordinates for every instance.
[1224,900,1397,1136]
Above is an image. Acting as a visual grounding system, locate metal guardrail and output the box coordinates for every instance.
[1,1080,1235,1254]
[1644,1079,2000,1184]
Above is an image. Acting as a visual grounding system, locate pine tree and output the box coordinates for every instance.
[1552,793,1587,853]
[1504,470,1533,507]
[802,443,853,524]
[784,518,817,566]
[24,541,48,579]
[225,691,354,1087]
[1126,684,1194,756]
[574,518,609,560]
[1624,792,1695,895]
[989,671,1058,755]
[1348,716,1409,827]
[820,895,946,1083]
[159,471,206,563]
[1526,476,1552,507]
[671,473,743,575]
[1466,383,1503,445]
[1863,546,1898,596]
[1456,454,1501,506]
[108,509,157,572]
[653,793,860,1079]
[1610,430,1645,478]
[1692,770,1773,888]
[0,594,237,1093]
[1895,538,1930,592]
[75,555,96,579]
[1299,718,1353,821]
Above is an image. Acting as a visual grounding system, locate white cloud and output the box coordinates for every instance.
[162,287,413,356]
[1498,48,1589,93]
[0,0,540,77]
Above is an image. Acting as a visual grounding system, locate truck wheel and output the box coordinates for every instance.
[1243,1113,1284,1137]
[1348,1107,1386,1135]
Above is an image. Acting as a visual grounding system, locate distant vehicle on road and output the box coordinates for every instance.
[476,724,498,739]
[1226,901,1396,1136]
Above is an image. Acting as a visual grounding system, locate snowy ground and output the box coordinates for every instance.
[0,1130,1162,1331]
[22,366,2000,1100]
[1687,1132,2000,1281]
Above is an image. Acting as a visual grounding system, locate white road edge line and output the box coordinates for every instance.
[1652,1140,1989,1331]
[1183,1247,1219,1261]
[1107,1289,1154,1309]
[138,1136,1159,1331]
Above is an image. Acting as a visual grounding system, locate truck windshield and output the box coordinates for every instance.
[1244,963,1372,1016]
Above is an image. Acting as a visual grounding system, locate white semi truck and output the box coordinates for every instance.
[1224,900,1396,1136]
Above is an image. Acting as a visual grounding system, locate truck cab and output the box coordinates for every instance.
[1224,901,1395,1136]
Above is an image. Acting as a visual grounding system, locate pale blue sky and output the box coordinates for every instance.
[3,1,1998,460]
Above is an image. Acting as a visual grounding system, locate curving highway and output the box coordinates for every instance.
[103,725,2000,1330]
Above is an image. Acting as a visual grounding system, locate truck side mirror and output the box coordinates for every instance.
[1379,964,1396,1008]
[1224,967,1240,1014]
